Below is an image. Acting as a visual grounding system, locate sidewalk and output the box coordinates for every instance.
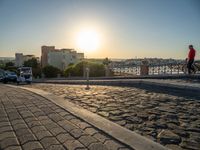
[0,85,131,150]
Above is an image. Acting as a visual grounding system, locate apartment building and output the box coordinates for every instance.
[41,46,84,70]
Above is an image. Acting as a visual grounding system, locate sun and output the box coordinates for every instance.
[76,29,100,52]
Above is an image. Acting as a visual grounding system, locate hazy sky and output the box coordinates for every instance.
[0,0,199,59]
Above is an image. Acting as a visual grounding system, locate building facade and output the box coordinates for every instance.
[15,53,24,67]
[23,55,35,62]
[41,46,84,70]
[15,53,37,67]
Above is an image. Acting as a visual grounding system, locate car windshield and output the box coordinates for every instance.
[20,68,31,74]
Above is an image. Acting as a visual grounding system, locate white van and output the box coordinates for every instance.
[17,67,32,84]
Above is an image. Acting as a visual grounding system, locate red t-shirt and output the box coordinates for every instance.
[188,48,196,60]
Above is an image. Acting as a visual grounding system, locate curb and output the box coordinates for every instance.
[34,74,200,80]
[7,85,168,150]
[33,79,200,94]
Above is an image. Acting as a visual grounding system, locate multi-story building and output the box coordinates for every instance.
[23,55,35,62]
[41,46,84,70]
[41,46,55,68]
[15,53,37,67]
[15,53,24,67]
[76,53,84,61]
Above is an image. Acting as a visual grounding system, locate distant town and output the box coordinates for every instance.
[0,45,185,70]
[14,46,84,71]
[1,45,196,78]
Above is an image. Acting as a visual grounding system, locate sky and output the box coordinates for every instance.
[0,0,200,59]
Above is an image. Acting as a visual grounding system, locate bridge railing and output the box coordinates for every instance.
[110,61,200,76]
[112,66,141,76]
[148,63,185,75]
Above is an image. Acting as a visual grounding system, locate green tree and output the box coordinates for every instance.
[24,58,38,68]
[64,65,74,77]
[0,60,5,69]
[4,62,17,73]
[64,61,106,77]
[42,65,61,78]
[32,67,42,78]
[88,63,106,77]
[5,62,14,67]
[103,57,111,66]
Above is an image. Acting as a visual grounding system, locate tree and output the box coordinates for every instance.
[103,57,111,66]
[4,62,17,73]
[64,65,74,77]
[64,61,106,77]
[32,67,42,78]
[5,62,14,67]
[24,58,38,68]
[88,62,105,77]
[0,60,5,69]
[42,65,61,78]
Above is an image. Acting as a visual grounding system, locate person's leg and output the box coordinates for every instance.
[187,61,191,74]
[187,60,193,74]
[190,60,195,73]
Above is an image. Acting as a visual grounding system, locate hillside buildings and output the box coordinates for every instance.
[41,46,84,70]
[0,57,15,67]
[14,45,84,70]
[15,53,39,67]
[110,58,182,68]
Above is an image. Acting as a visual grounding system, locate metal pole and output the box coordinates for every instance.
[85,67,90,90]
[152,66,154,75]
[177,63,179,74]
[170,64,173,75]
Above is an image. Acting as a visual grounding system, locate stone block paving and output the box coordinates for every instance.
[0,85,132,150]
[25,84,200,150]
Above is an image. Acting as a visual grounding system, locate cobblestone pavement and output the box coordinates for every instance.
[0,85,132,150]
[24,83,200,150]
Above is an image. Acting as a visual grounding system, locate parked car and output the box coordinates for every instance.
[0,69,4,82]
[3,71,18,83]
[0,75,4,82]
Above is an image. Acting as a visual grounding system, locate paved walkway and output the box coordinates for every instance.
[0,85,132,150]
[24,83,200,150]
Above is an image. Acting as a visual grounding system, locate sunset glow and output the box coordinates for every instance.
[76,29,100,53]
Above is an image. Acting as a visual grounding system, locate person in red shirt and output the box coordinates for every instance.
[187,45,196,74]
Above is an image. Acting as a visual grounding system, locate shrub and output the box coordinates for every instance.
[42,65,61,78]
[32,67,42,78]
[5,62,14,67]
[64,65,74,77]
[24,58,38,68]
[88,63,105,77]
[64,61,106,77]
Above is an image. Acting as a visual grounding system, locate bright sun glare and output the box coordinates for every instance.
[76,29,100,52]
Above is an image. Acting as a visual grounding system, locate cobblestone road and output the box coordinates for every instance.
[25,83,200,150]
[0,85,131,150]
